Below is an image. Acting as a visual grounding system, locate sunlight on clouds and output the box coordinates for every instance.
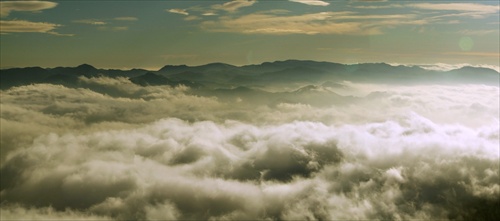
[167,8,189,16]
[212,0,257,12]
[0,20,71,36]
[201,11,424,35]
[289,0,329,6]
[410,3,499,13]
[1,74,498,220]
[73,19,107,25]
[0,1,57,17]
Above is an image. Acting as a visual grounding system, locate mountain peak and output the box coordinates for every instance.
[159,64,189,72]
[76,64,96,70]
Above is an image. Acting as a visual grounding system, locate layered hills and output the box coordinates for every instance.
[2,60,498,90]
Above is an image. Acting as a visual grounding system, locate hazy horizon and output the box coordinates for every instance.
[3,60,500,74]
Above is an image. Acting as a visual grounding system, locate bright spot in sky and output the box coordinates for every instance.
[459,36,474,51]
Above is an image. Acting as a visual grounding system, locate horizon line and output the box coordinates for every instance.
[1,60,499,73]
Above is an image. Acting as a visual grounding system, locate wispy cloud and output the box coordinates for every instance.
[112,26,128,31]
[202,12,364,35]
[73,19,107,25]
[458,29,498,36]
[353,2,499,19]
[167,8,189,16]
[0,1,57,17]
[410,3,499,18]
[353,4,403,9]
[114,17,138,21]
[410,3,499,13]
[201,11,422,35]
[212,0,257,12]
[0,20,71,36]
[289,0,329,6]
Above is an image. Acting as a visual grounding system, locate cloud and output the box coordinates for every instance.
[202,12,217,16]
[73,19,107,25]
[1,113,498,219]
[167,8,189,16]
[410,3,499,19]
[201,12,361,35]
[0,205,112,220]
[1,75,498,220]
[112,26,128,31]
[0,20,71,36]
[201,11,422,35]
[289,0,329,6]
[212,0,257,12]
[411,63,500,73]
[458,29,499,36]
[410,3,499,13]
[353,4,403,9]
[0,1,57,17]
[113,16,138,21]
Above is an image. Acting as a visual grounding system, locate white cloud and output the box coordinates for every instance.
[0,1,57,17]
[289,0,329,6]
[202,12,217,16]
[1,113,498,219]
[417,63,500,72]
[1,76,498,220]
[167,8,189,16]
[212,0,257,12]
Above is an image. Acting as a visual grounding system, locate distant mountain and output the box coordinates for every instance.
[287,85,350,106]
[321,81,349,89]
[129,72,203,88]
[0,67,51,88]
[1,60,498,90]
[130,72,175,86]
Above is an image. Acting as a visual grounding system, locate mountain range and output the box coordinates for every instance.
[1,60,498,90]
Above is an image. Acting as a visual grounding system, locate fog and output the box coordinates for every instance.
[1,74,499,220]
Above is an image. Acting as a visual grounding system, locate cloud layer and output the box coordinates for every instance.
[1,76,498,220]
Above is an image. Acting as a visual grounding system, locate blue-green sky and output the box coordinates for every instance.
[0,0,499,69]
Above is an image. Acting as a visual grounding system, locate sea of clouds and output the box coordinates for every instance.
[1,76,498,220]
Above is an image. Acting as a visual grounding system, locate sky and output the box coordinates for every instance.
[0,0,499,70]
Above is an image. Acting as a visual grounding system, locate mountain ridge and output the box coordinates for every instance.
[1,60,498,89]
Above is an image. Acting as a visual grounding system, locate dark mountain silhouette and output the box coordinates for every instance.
[50,64,100,78]
[130,72,175,86]
[129,72,203,88]
[158,64,190,74]
[0,67,51,88]
[1,60,498,90]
